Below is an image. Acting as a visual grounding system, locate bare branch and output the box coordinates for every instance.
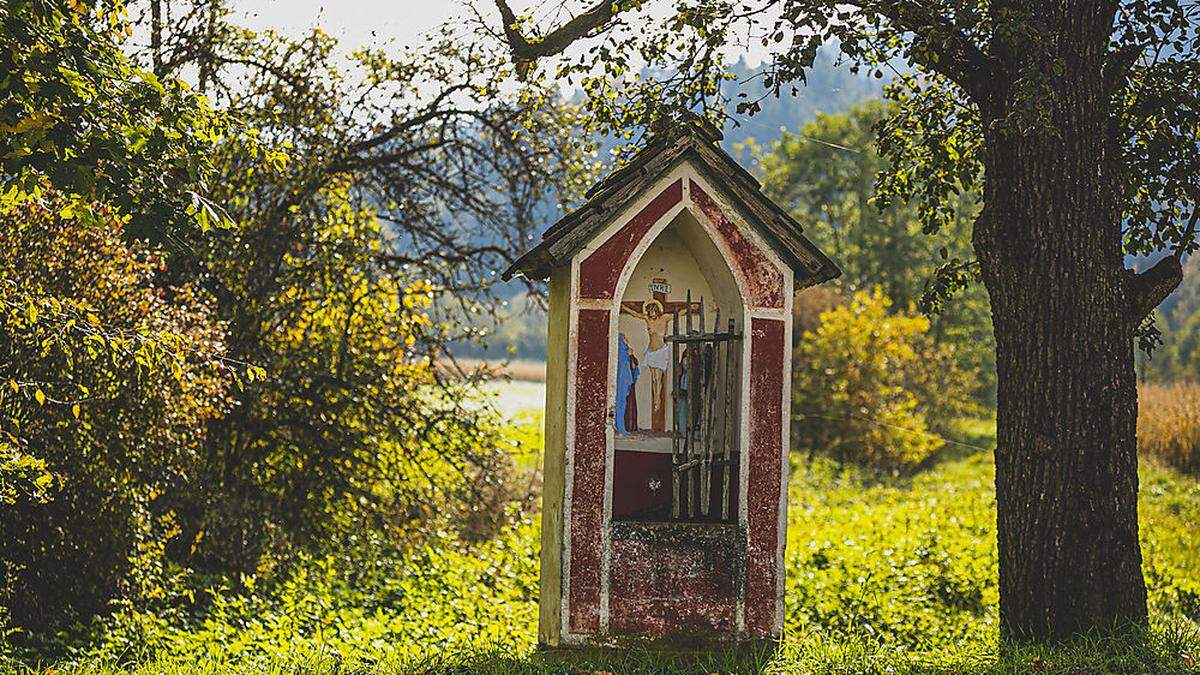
[494,0,619,63]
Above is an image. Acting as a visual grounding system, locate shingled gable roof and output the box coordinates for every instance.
[500,114,841,287]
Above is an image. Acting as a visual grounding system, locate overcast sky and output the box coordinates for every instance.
[228,1,504,51]
[225,1,768,64]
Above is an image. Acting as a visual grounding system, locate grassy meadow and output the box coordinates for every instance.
[6,386,1198,674]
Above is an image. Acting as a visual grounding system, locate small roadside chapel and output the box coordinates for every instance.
[502,113,840,647]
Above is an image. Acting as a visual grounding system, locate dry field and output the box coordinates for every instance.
[1139,382,1200,475]
[442,357,546,382]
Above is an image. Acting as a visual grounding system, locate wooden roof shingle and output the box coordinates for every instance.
[501,114,841,288]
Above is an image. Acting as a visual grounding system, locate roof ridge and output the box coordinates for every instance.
[501,117,840,285]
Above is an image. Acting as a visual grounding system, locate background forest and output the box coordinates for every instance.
[1,0,1198,672]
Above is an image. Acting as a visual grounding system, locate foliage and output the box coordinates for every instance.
[0,0,240,240]
[1150,310,1200,381]
[455,292,550,360]
[128,13,590,575]
[756,100,996,404]
[488,0,1200,262]
[2,0,585,639]
[1138,382,1200,476]
[0,188,240,631]
[6,412,1199,673]
[758,100,953,305]
[793,286,846,338]
[793,289,976,469]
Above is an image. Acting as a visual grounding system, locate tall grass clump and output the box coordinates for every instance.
[1139,382,1200,475]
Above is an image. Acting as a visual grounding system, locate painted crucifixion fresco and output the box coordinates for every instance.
[618,277,699,433]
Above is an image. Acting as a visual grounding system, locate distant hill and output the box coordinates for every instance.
[720,51,885,151]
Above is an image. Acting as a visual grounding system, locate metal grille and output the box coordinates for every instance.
[669,291,742,522]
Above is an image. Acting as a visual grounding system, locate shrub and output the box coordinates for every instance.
[792,288,976,470]
[1139,382,1200,475]
[0,190,241,631]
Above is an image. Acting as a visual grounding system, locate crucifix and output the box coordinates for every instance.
[619,278,700,432]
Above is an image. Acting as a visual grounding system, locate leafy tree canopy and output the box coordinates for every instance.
[0,0,246,240]
[483,0,1199,303]
[755,100,996,401]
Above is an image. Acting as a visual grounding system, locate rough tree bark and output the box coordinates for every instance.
[973,2,1164,640]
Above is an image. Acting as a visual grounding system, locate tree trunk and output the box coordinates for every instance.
[974,3,1148,641]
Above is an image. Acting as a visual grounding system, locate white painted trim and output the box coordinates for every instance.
[597,172,689,635]
[776,270,795,635]
[599,303,616,632]
[685,168,790,637]
[565,166,691,638]
[748,307,789,321]
[734,302,744,634]
[686,170,791,303]
[560,257,580,639]
[576,298,616,311]
[560,632,587,647]
[609,201,690,305]
[736,302,751,634]
[576,167,694,266]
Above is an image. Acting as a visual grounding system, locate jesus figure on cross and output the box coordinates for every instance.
[620,284,698,432]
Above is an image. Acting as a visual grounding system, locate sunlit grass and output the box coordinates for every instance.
[5,401,1198,674]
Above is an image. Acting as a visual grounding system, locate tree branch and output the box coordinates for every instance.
[493,0,995,107]
[494,0,618,63]
[868,1,996,106]
[1128,255,1183,322]
[1126,205,1198,322]
[1103,43,1142,95]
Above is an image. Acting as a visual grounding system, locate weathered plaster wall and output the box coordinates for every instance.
[551,164,794,645]
[578,179,683,299]
[691,182,785,310]
[607,522,744,636]
[744,316,785,634]
[568,307,611,634]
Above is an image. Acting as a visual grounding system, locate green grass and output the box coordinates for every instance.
[5,417,1199,673]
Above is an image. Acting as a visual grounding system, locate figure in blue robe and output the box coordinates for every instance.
[615,332,639,433]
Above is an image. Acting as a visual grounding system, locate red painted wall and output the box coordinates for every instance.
[611,451,672,519]
[608,524,743,636]
[610,451,740,521]
[691,183,784,309]
[578,179,683,300]
[564,175,790,641]
[744,317,785,635]
[568,308,610,633]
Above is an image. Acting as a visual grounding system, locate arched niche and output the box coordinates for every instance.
[610,206,745,521]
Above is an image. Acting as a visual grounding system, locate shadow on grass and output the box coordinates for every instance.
[406,623,1200,675]
[11,624,1196,674]
[410,641,777,675]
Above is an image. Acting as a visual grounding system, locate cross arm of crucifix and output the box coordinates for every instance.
[619,299,702,316]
